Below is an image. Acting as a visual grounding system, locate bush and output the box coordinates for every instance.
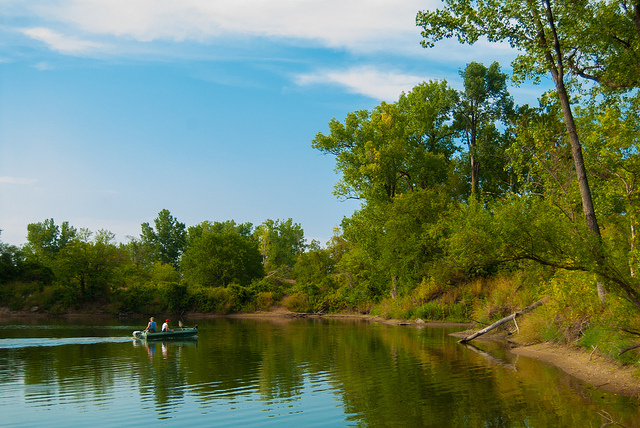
[162,282,188,312]
[282,292,309,312]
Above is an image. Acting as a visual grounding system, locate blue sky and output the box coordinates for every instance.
[0,0,546,247]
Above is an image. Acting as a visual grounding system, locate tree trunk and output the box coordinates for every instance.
[391,276,398,300]
[458,297,548,343]
[538,1,606,301]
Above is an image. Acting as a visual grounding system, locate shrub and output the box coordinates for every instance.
[162,282,188,312]
[253,292,275,311]
[282,292,309,312]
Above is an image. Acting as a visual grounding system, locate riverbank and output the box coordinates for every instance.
[2,306,639,398]
[510,342,640,398]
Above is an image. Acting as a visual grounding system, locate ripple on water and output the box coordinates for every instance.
[0,337,132,349]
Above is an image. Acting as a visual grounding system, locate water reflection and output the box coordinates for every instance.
[132,338,197,360]
[0,317,638,427]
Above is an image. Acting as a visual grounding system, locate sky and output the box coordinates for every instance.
[0,0,548,247]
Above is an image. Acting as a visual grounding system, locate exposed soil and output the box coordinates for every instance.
[510,342,640,399]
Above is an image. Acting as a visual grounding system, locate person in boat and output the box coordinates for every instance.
[143,317,157,333]
[162,319,172,332]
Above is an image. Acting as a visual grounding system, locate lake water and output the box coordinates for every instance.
[0,316,638,427]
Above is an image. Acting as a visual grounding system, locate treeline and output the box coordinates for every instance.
[0,213,306,315]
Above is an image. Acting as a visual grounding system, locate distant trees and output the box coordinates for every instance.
[25,219,77,261]
[53,229,121,299]
[254,218,305,272]
[140,209,186,268]
[182,221,263,288]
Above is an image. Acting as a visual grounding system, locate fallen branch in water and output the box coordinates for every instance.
[458,297,549,344]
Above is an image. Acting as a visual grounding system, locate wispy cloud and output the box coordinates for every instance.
[22,0,434,53]
[296,66,431,101]
[21,27,106,54]
[0,177,38,185]
[34,61,54,70]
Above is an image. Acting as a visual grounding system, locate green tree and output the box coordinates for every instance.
[182,221,263,288]
[578,93,640,278]
[313,81,459,203]
[563,1,640,89]
[396,81,460,192]
[455,61,514,196]
[140,209,186,269]
[54,229,121,299]
[417,0,624,303]
[25,219,76,262]
[254,219,305,272]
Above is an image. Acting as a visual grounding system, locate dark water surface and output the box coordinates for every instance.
[0,316,638,427]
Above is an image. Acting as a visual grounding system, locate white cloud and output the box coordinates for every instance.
[296,66,430,101]
[0,176,38,185]
[25,0,437,53]
[21,27,106,54]
[34,61,53,70]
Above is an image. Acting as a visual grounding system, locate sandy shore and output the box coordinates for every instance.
[2,307,639,398]
[510,342,640,398]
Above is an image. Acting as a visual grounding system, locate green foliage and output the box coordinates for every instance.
[25,219,77,262]
[417,0,640,90]
[188,284,247,314]
[162,282,188,312]
[282,292,310,313]
[456,61,513,197]
[182,221,264,288]
[53,233,121,299]
[140,209,186,268]
[255,218,305,272]
[312,81,459,203]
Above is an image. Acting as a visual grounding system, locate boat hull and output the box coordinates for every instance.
[132,328,198,340]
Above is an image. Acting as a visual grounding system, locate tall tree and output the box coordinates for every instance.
[397,80,460,191]
[578,93,640,277]
[255,219,306,272]
[26,219,76,262]
[456,61,513,196]
[564,1,640,89]
[312,81,459,203]
[140,209,186,269]
[417,0,610,300]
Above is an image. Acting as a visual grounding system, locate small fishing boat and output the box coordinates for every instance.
[132,326,198,340]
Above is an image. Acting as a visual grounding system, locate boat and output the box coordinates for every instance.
[132,326,198,340]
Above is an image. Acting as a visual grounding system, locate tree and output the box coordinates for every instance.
[54,229,121,299]
[312,81,459,203]
[563,1,640,89]
[254,219,306,272]
[140,209,186,269]
[25,219,76,262]
[578,93,640,277]
[455,61,513,196]
[396,81,460,191]
[182,221,263,288]
[417,0,611,301]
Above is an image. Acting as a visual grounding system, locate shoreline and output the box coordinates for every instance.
[2,307,638,398]
[510,342,640,399]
